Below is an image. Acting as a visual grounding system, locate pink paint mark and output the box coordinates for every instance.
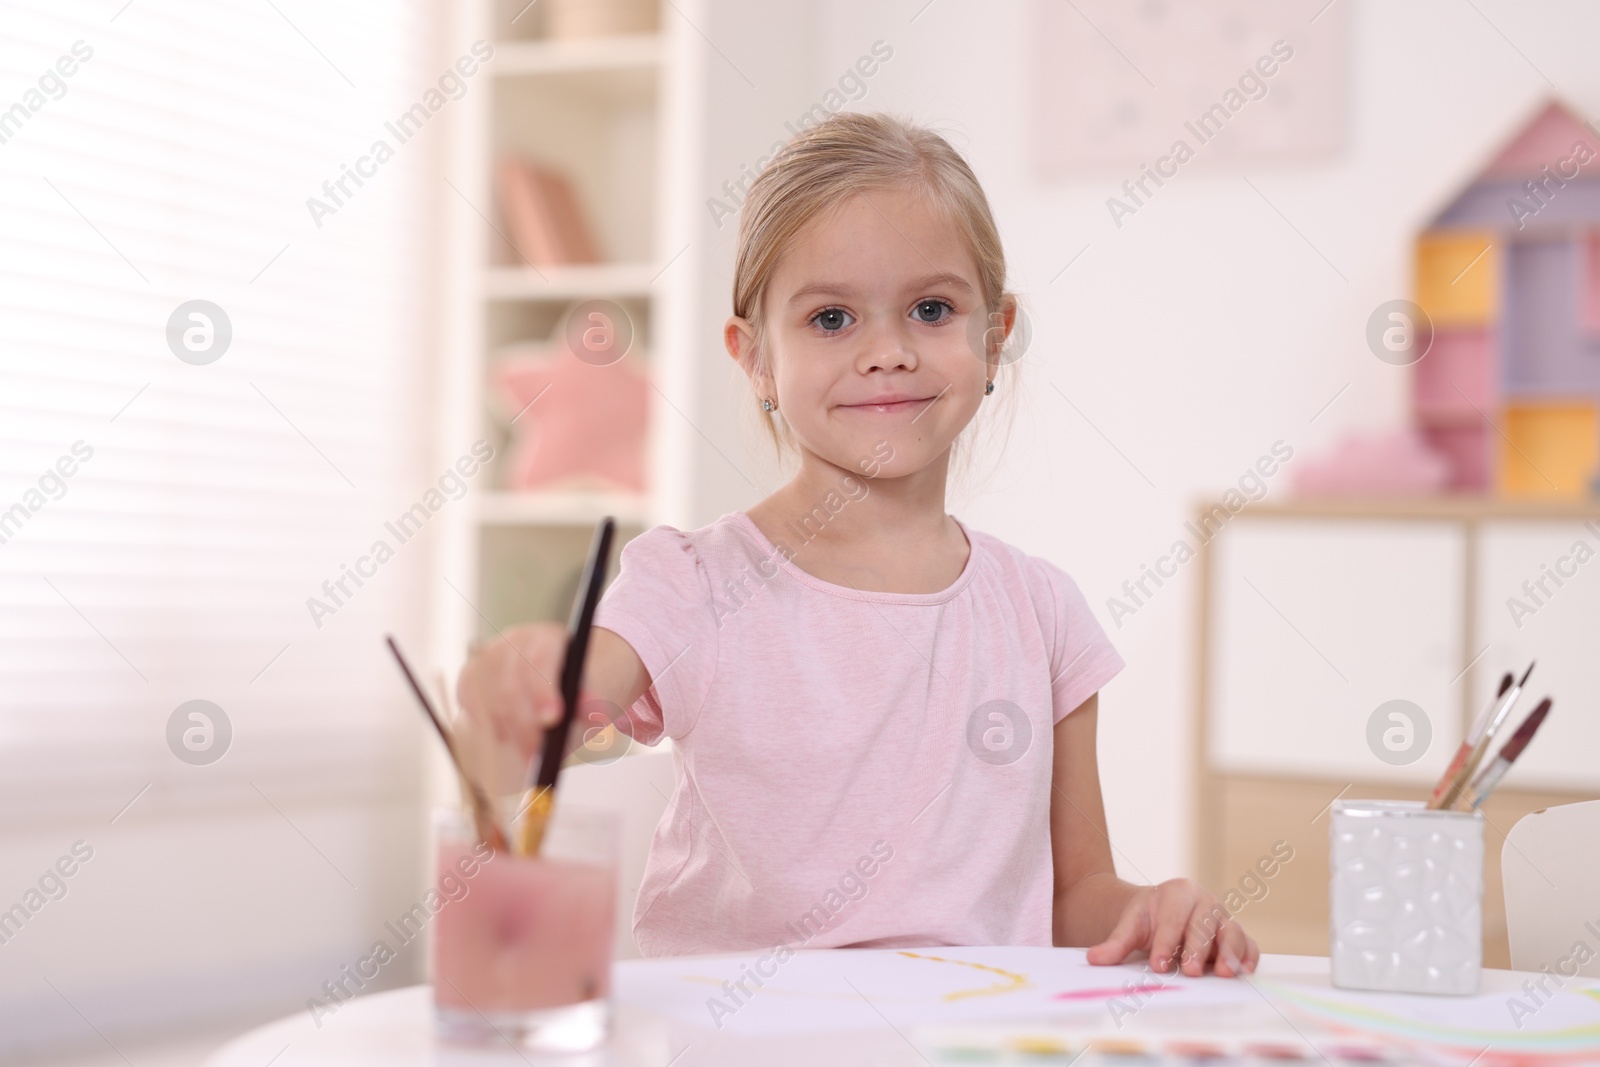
[1052,984,1181,1002]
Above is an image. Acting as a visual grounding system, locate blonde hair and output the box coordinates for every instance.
[730,111,1023,495]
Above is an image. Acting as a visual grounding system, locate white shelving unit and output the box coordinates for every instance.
[493,33,664,76]
[429,0,715,959]
[435,0,701,667]
[477,489,652,528]
[483,262,657,301]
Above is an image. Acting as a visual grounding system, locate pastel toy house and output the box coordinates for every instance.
[1413,100,1600,497]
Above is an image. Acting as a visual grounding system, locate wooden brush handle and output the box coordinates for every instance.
[517,786,555,856]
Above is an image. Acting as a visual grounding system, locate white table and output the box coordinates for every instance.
[202,949,1562,1066]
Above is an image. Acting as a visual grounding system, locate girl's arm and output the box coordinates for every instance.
[1049,694,1259,976]
[1048,694,1142,943]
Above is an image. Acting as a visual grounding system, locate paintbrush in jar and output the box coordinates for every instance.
[385,635,508,852]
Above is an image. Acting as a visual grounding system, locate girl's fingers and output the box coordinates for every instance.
[1213,921,1255,978]
[510,631,567,726]
[1085,881,1260,979]
[1147,889,1192,973]
[1216,935,1241,978]
[458,629,560,763]
[1178,900,1222,977]
[1241,930,1261,974]
[1086,894,1151,966]
[492,657,535,754]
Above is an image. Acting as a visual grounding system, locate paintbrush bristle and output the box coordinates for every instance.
[1498,698,1551,763]
[1518,661,1535,687]
[1496,671,1513,697]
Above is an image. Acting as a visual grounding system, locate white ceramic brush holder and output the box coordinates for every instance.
[1329,799,1484,995]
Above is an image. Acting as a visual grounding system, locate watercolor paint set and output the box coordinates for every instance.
[910,1025,1416,1065]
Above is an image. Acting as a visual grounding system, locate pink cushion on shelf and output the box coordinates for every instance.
[492,344,650,493]
[1292,428,1453,496]
[1420,424,1491,492]
[1413,328,1497,422]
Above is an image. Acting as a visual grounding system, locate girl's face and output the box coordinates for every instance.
[728,185,1005,482]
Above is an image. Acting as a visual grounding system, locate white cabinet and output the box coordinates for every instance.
[1477,520,1600,791]
[1203,504,1600,793]
[1209,519,1466,784]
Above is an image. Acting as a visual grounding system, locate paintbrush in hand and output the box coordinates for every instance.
[516,516,615,856]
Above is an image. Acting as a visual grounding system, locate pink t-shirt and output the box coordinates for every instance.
[591,510,1124,958]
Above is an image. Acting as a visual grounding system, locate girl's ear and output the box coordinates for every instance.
[984,295,1021,374]
[997,295,1019,340]
[724,315,770,389]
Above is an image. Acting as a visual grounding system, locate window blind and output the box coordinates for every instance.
[0,1,440,789]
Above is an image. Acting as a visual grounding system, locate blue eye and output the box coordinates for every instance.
[914,299,953,324]
[810,307,853,332]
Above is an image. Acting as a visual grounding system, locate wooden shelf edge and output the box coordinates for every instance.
[477,490,650,527]
[1209,767,1600,800]
[485,263,658,301]
[492,34,663,76]
[1220,496,1600,521]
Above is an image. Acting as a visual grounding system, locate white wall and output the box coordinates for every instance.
[680,0,1600,881]
[678,0,829,509]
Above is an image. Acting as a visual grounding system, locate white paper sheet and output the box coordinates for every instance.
[616,946,1600,1063]
[616,946,1273,1038]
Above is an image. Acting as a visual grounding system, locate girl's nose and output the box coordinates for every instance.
[857,316,918,373]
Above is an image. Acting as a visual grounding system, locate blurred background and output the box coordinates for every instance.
[4,0,1599,1061]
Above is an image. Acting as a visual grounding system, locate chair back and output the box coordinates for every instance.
[1502,799,1600,976]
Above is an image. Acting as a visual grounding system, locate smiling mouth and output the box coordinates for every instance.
[839,397,935,414]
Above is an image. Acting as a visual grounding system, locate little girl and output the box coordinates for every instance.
[459,111,1258,977]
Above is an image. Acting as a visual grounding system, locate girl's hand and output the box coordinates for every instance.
[454,623,569,794]
[1085,878,1259,978]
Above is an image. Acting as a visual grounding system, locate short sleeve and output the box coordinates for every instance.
[592,525,720,745]
[1029,556,1126,723]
